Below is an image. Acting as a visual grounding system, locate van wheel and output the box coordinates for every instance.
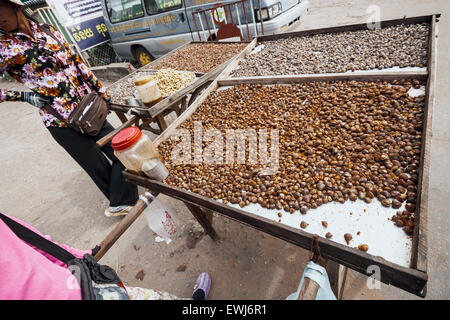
[135,47,153,67]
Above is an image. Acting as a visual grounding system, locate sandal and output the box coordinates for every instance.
[192,272,211,300]
[104,205,133,217]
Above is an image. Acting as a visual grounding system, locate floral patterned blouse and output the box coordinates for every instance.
[0,20,106,127]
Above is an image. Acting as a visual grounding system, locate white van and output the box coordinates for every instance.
[101,0,309,66]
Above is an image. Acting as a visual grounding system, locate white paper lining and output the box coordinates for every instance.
[221,197,412,267]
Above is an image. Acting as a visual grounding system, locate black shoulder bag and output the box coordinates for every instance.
[0,213,129,300]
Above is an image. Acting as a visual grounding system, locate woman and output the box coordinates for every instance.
[0,0,138,217]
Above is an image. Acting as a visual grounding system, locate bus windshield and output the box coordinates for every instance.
[105,0,145,23]
[144,0,182,16]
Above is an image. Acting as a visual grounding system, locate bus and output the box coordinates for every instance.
[101,0,309,66]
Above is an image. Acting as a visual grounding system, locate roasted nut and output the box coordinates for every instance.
[381,199,391,208]
[395,219,405,227]
[391,199,402,209]
[358,244,369,252]
[405,203,416,213]
[344,233,353,245]
[300,221,309,229]
[403,226,414,235]
[325,232,333,239]
[397,193,407,202]
[321,221,328,228]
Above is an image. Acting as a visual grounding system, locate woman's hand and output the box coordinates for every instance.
[102,92,112,105]
[22,92,51,108]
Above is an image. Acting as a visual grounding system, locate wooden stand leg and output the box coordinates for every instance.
[96,115,138,147]
[184,202,219,241]
[326,260,340,298]
[325,260,349,300]
[115,111,129,124]
[94,197,150,261]
[138,119,149,129]
[339,266,349,300]
[156,114,168,132]
[180,96,188,114]
[171,102,181,116]
[139,118,162,135]
[203,208,214,225]
[298,254,324,300]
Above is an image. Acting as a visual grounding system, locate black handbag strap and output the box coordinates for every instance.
[0,213,76,264]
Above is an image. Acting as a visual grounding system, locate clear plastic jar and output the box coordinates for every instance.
[111,127,160,174]
[134,76,162,107]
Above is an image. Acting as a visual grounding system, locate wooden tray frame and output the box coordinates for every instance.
[123,14,440,297]
[96,14,439,297]
[217,14,441,287]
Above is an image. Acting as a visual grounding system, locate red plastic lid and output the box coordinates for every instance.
[111,127,143,151]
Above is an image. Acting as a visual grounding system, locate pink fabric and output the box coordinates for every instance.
[0,213,91,300]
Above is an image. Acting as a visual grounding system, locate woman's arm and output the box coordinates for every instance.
[0,89,23,103]
[0,89,50,107]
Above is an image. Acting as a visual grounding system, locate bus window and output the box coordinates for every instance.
[144,0,182,16]
[105,0,145,23]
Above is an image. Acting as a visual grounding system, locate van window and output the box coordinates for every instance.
[144,0,182,16]
[105,0,145,23]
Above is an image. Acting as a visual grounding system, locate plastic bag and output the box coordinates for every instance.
[285,261,337,300]
[140,192,179,243]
